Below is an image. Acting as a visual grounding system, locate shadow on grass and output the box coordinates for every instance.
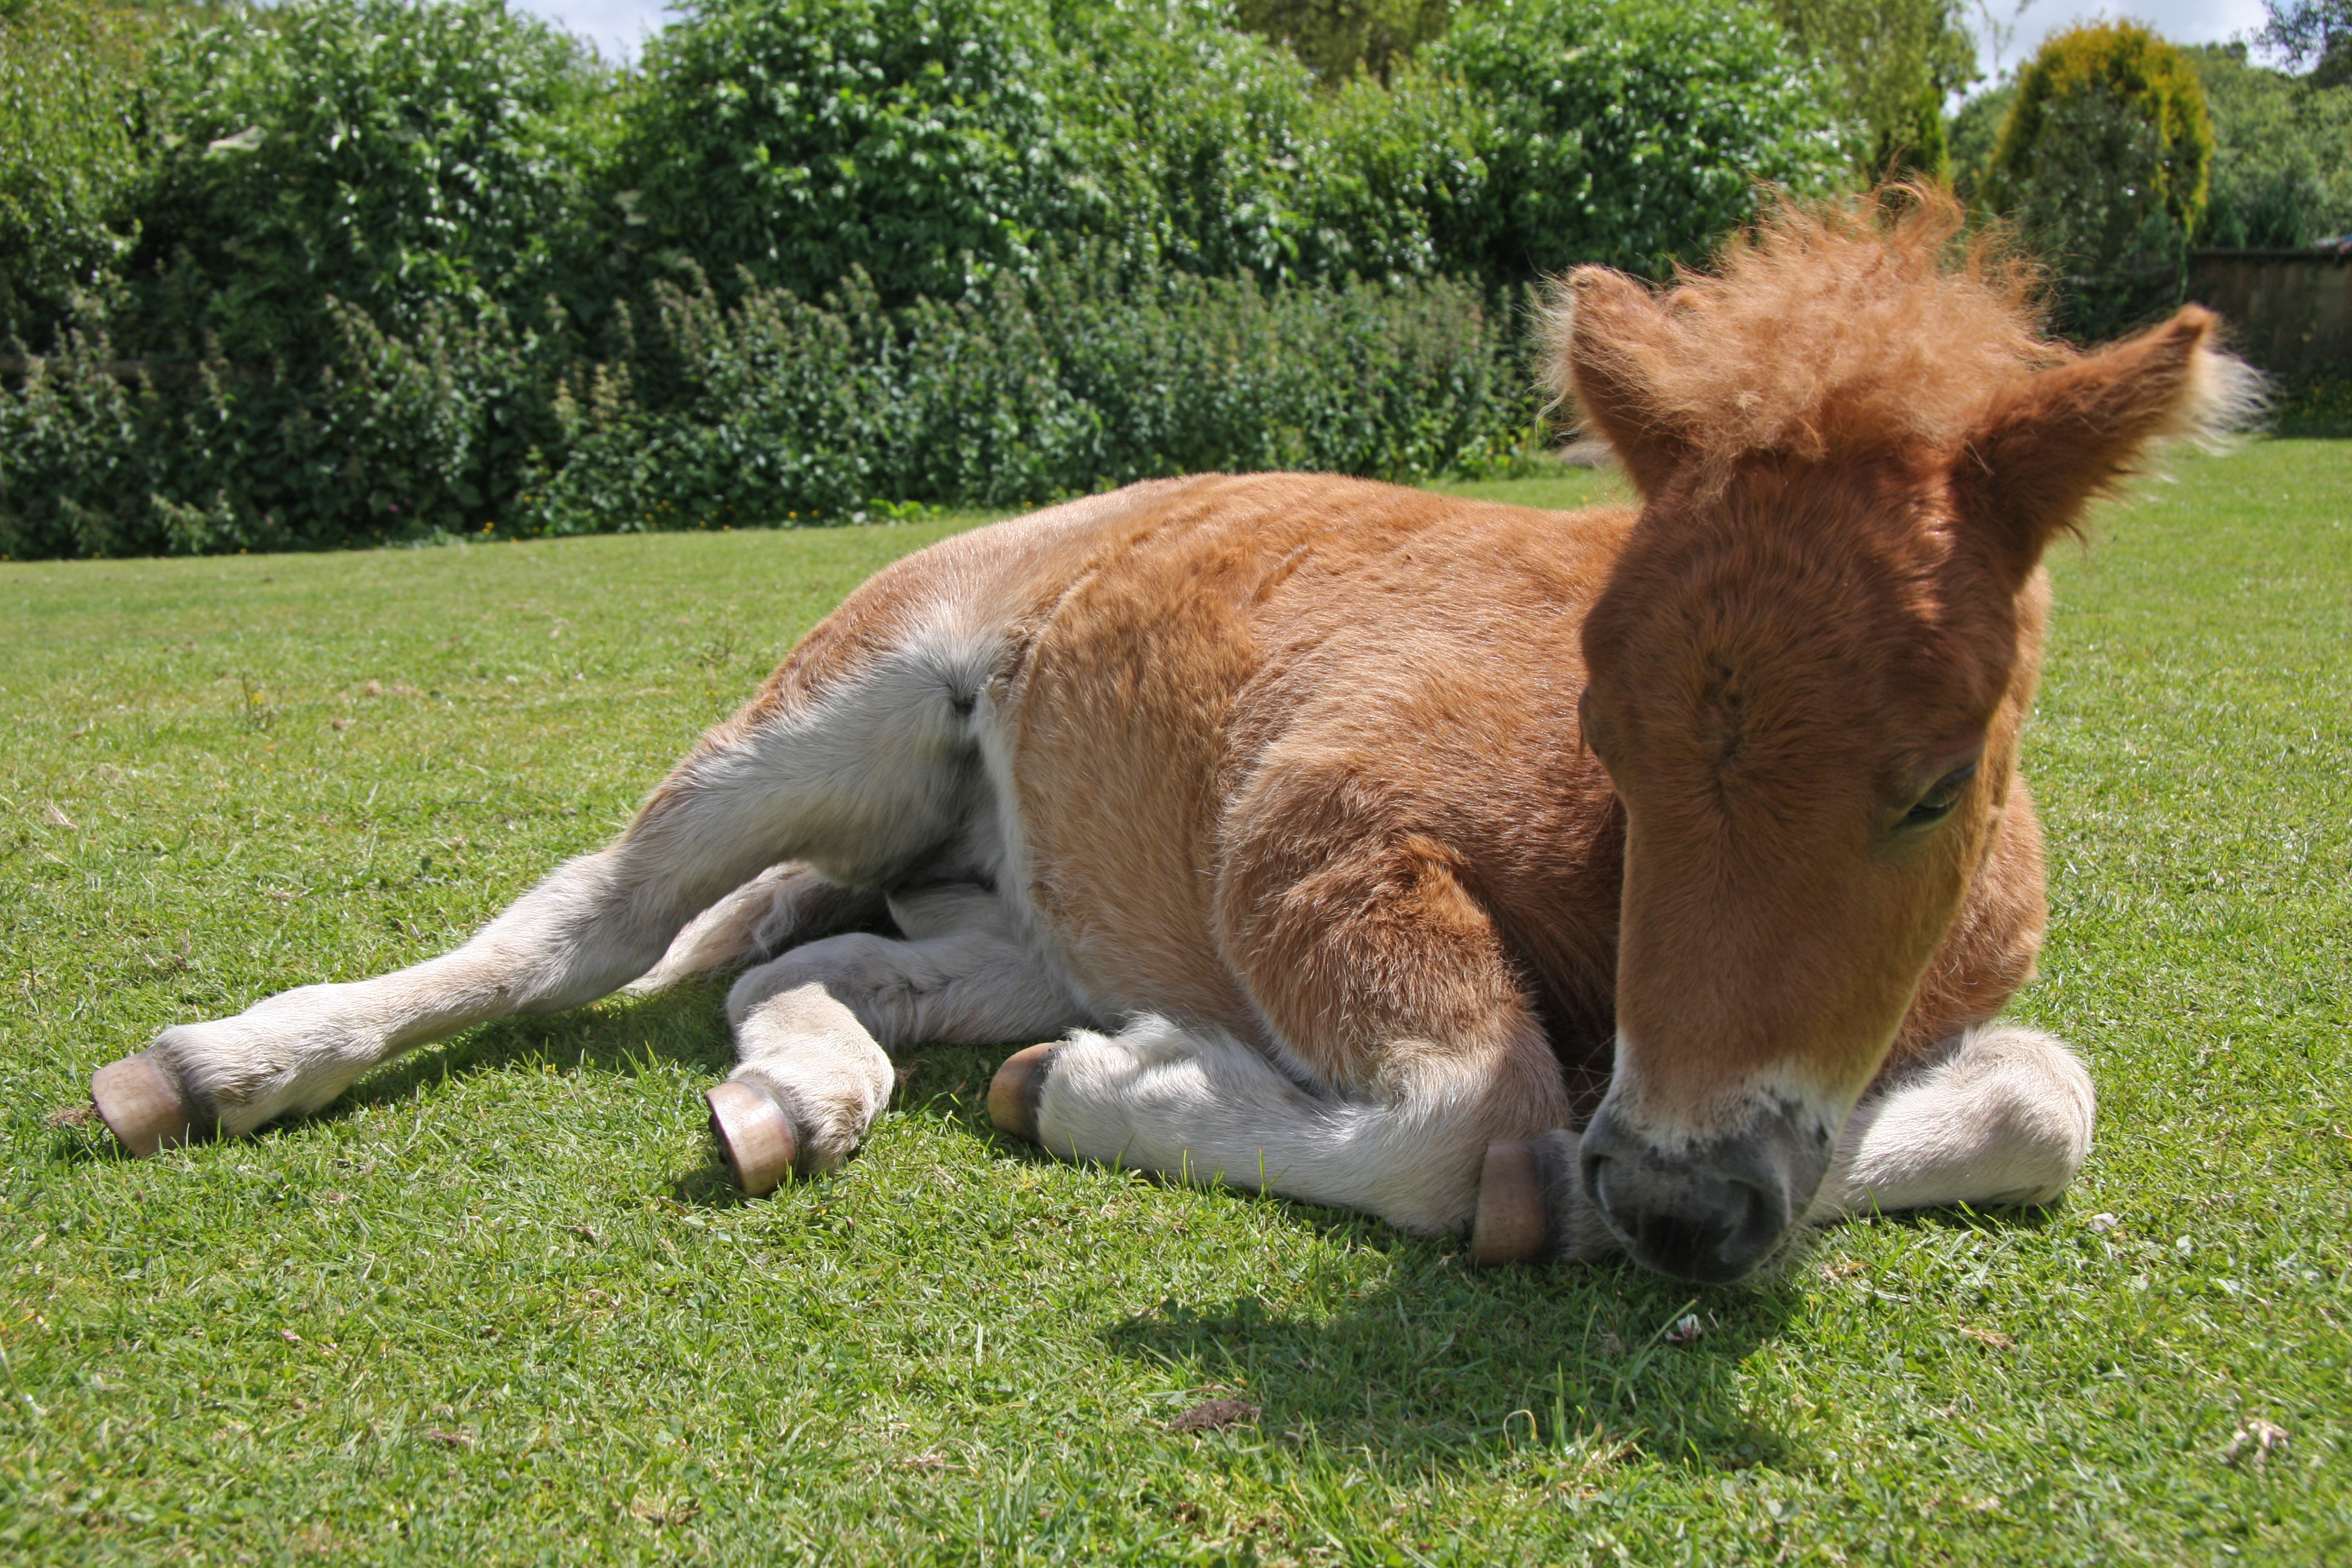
[1090,1195,2073,1477]
[891,1050,2068,1478]
[325,975,739,1112]
[1100,1243,1806,1476]
[875,1044,1810,1475]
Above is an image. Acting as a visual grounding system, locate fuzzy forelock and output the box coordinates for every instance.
[1544,186,2075,469]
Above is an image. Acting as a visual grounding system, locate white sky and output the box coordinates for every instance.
[516,0,2278,80]
[1971,1,2274,80]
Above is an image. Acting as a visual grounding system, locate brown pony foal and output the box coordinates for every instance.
[91,194,2253,1284]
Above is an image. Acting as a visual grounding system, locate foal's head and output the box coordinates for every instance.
[1555,190,2253,1282]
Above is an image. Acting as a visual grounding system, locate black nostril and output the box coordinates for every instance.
[1579,1149,1615,1213]
[1715,1177,1782,1264]
[1578,1100,1818,1284]
[1591,1166,1789,1284]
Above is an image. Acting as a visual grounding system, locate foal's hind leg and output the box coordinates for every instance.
[627,863,888,996]
[91,625,990,1155]
[1809,1023,2096,1221]
[705,884,1092,1192]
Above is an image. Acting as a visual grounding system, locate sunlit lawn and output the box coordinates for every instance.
[1,448,2344,1563]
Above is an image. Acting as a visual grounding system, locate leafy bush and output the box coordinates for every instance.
[1429,0,1845,284]
[0,0,161,346]
[0,289,569,558]
[617,0,1071,309]
[1040,1,1325,285]
[1,0,1860,558]
[2186,42,2352,249]
[614,0,1846,301]
[1295,62,1492,282]
[124,0,615,361]
[1986,21,2215,339]
[2,251,1541,558]
[1047,5,1492,289]
[492,249,1543,533]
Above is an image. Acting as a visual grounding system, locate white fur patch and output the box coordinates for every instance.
[1814,1024,2095,1218]
[1033,1015,1491,1235]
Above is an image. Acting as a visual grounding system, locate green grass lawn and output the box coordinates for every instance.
[1,449,2345,1564]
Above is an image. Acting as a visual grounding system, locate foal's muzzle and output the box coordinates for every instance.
[1578,1098,1835,1284]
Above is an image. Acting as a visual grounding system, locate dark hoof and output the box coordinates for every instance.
[987,1044,1057,1143]
[91,1052,207,1157]
[707,1080,799,1197]
[1469,1139,1550,1267]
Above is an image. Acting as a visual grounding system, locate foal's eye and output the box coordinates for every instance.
[1900,762,1979,829]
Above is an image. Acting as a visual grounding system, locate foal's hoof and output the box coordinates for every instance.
[987,1044,1057,1143]
[707,1080,799,1197]
[90,1051,208,1157]
[1469,1139,1551,1267]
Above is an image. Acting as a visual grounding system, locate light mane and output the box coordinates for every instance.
[1546,187,2068,469]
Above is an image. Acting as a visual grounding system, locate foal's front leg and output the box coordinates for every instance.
[990,1013,1614,1261]
[988,828,1615,1256]
[1808,1022,2096,1220]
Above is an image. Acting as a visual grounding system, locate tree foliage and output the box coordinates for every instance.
[1987,21,2215,338]
[2260,0,2351,87]
[1769,0,1976,177]
[2188,42,2352,248]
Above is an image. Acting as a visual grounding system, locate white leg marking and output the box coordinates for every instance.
[1033,1016,1498,1235]
[723,886,1092,1167]
[138,619,1004,1137]
[1813,1024,2096,1219]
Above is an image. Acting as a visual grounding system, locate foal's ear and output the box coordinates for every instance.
[1551,267,1694,496]
[1955,305,2260,572]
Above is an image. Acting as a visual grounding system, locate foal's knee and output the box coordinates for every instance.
[1827,1024,2096,1215]
[1965,1025,2096,1201]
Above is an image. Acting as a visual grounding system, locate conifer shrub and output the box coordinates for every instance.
[1987,21,2215,339]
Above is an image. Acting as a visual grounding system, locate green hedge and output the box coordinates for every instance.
[0,0,1849,558]
[1,249,1539,559]
[0,0,161,344]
